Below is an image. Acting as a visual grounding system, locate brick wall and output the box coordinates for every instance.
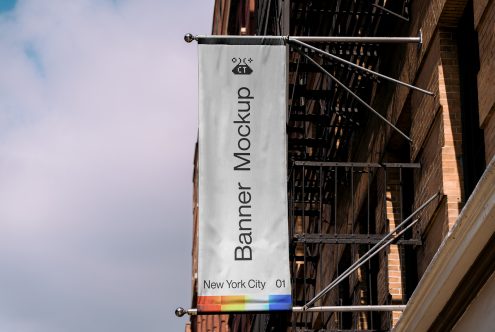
[195,315,230,332]
[386,168,405,326]
[373,166,406,329]
[475,0,495,162]
[438,28,465,227]
[314,0,475,328]
[409,25,465,278]
[354,1,470,328]
[483,112,495,162]
[302,0,489,329]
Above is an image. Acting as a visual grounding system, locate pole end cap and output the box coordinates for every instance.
[175,307,186,317]
[184,33,195,43]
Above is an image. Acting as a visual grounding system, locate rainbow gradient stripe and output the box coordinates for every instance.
[198,294,292,312]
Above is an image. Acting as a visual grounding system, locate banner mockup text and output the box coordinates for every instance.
[197,42,292,312]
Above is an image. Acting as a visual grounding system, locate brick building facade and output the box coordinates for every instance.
[186,0,495,330]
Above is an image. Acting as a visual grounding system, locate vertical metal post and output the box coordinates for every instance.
[289,57,301,118]
[367,166,374,330]
[384,165,388,233]
[399,166,406,304]
[383,165,390,327]
[303,165,306,235]
[319,167,324,327]
[302,164,307,329]
[334,167,338,234]
[319,166,323,233]
[304,242,307,329]
[291,165,296,330]
[351,166,355,232]
[400,167,404,227]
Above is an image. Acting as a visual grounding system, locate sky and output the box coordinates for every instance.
[0,0,213,331]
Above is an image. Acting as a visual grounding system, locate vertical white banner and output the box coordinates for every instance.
[197,42,292,312]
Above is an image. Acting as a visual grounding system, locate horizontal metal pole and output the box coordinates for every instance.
[185,34,422,44]
[293,305,407,312]
[176,305,406,317]
[291,36,419,43]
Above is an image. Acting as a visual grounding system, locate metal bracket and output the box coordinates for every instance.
[303,192,441,309]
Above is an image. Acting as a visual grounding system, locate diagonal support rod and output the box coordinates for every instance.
[371,3,410,22]
[305,218,419,309]
[289,38,434,96]
[303,192,441,309]
[295,48,413,142]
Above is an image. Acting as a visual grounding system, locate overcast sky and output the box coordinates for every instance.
[0,0,212,331]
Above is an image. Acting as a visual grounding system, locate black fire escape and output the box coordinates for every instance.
[253,1,424,331]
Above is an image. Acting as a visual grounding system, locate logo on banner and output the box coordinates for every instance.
[232,57,253,75]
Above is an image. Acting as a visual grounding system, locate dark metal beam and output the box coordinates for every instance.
[293,234,422,245]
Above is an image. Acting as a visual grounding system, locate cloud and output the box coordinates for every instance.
[0,1,212,331]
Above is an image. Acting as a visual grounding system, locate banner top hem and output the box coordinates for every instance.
[197,36,286,45]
